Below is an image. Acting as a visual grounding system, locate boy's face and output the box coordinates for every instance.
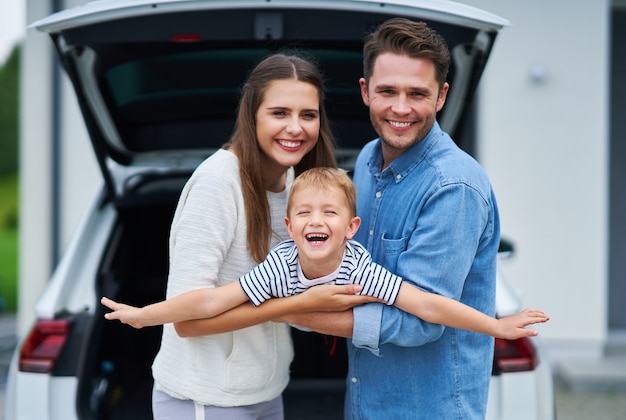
[285,186,361,278]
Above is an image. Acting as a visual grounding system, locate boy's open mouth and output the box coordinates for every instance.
[305,233,328,243]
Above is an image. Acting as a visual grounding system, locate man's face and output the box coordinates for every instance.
[359,52,449,168]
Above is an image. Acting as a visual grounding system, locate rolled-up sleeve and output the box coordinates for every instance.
[352,303,383,355]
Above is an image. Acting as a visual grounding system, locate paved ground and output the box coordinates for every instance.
[0,313,16,419]
[554,382,626,419]
[0,313,624,419]
[553,333,626,419]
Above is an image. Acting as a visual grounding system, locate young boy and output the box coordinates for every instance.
[102,168,548,339]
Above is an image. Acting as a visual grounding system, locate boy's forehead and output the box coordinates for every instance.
[296,183,335,193]
[288,184,355,217]
[292,185,343,202]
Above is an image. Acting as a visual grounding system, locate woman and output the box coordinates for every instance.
[151,53,370,419]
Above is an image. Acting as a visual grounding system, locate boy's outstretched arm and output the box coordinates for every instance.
[101,281,248,329]
[394,283,549,339]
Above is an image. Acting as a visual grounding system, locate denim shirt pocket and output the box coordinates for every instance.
[379,234,408,271]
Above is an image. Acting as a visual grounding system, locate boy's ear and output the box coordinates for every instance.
[284,216,295,239]
[346,216,361,239]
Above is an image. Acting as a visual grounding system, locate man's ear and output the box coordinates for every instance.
[345,216,362,240]
[436,82,449,112]
[359,78,370,107]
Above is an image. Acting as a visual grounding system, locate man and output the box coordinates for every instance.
[346,18,500,419]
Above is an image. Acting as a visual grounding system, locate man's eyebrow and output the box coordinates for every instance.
[373,84,432,94]
[409,87,432,94]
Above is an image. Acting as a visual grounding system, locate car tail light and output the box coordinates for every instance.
[493,337,538,374]
[19,319,70,373]
[170,33,201,42]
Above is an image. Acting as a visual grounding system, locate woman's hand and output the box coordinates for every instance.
[272,285,382,337]
[295,284,384,312]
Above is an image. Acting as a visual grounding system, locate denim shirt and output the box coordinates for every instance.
[348,122,500,420]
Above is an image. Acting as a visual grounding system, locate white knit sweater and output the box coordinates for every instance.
[152,149,294,407]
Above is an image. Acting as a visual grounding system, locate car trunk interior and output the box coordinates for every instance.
[80,180,178,419]
[52,7,490,177]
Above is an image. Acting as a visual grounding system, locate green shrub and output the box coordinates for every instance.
[0,174,18,312]
[0,229,17,312]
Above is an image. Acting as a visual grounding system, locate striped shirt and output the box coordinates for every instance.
[239,240,403,306]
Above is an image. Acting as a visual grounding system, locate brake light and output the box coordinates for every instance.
[19,319,70,373]
[170,33,201,43]
[493,337,538,374]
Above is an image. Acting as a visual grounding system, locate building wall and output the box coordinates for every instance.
[462,0,610,359]
[609,6,626,330]
[19,0,612,364]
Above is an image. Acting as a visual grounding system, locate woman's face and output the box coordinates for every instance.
[256,79,320,178]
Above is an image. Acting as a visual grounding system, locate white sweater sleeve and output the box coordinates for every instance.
[167,151,244,297]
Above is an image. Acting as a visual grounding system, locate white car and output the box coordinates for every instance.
[6,0,554,419]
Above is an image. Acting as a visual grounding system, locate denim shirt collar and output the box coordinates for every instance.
[368,121,442,183]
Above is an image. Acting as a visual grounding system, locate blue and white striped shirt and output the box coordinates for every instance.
[239,240,403,306]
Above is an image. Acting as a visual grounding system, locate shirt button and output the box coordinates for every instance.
[375,191,381,198]
[396,174,402,180]
[369,229,374,236]
[351,377,358,383]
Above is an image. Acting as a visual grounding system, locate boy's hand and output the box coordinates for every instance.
[101,296,147,329]
[497,308,549,340]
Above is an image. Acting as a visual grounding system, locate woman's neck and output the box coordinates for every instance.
[260,155,289,192]
[264,169,287,192]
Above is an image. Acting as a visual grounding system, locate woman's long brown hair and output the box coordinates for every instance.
[225,53,337,263]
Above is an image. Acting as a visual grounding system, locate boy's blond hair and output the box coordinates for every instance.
[287,167,357,217]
